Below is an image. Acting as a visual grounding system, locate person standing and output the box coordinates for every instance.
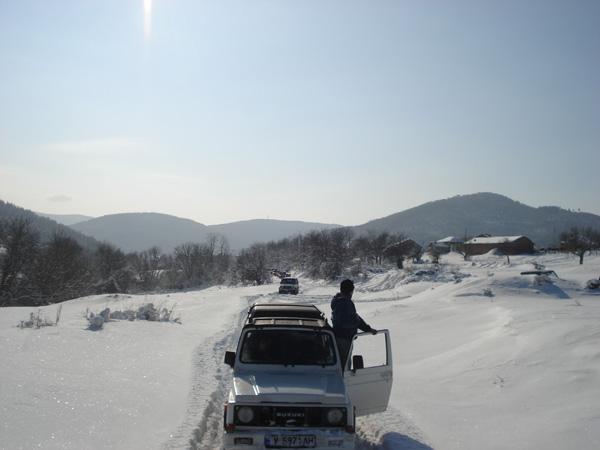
[331,279,377,368]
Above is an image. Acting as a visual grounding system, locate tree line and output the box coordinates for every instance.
[1,215,598,307]
[0,217,233,307]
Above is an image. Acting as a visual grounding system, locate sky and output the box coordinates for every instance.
[1,0,599,226]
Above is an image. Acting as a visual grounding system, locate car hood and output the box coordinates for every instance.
[232,372,347,404]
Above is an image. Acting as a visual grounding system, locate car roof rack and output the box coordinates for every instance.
[245,303,330,328]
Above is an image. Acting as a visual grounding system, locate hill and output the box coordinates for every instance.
[70,213,211,253]
[0,201,99,250]
[35,212,95,226]
[70,213,339,253]
[210,219,340,250]
[352,193,600,248]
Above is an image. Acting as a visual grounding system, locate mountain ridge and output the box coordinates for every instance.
[69,213,340,252]
[35,213,95,226]
[3,193,599,253]
[352,192,600,248]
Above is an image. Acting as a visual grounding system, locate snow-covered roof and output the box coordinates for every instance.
[437,236,463,243]
[465,236,526,245]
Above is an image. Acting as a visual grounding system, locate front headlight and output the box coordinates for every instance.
[236,406,255,424]
[326,408,344,425]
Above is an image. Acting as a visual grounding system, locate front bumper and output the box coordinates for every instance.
[279,288,298,294]
[222,429,355,450]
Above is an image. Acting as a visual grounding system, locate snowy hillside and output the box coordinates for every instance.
[1,253,599,450]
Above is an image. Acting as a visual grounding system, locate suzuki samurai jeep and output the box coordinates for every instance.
[223,303,393,450]
[279,277,299,295]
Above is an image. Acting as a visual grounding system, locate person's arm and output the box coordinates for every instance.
[356,314,377,334]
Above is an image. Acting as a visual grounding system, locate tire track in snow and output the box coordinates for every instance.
[356,407,435,450]
[161,329,232,450]
[187,332,234,450]
[188,297,261,450]
[163,295,259,450]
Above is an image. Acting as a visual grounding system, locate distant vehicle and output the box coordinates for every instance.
[222,303,393,450]
[279,277,299,295]
[269,269,291,279]
[521,270,558,277]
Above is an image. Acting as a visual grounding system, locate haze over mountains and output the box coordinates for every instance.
[3,193,599,253]
[36,213,94,226]
[69,214,339,253]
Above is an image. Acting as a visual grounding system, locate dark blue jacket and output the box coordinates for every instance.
[330,293,372,341]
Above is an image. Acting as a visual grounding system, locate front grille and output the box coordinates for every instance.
[234,406,345,428]
[265,407,321,427]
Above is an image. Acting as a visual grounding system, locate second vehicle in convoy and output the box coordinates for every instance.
[279,277,300,295]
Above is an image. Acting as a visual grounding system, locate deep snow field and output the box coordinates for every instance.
[1,252,599,450]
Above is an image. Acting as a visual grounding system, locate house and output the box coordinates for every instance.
[463,236,535,256]
[384,239,424,266]
[434,236,464,253]
[399,239,423,257]
[428,241,449,253]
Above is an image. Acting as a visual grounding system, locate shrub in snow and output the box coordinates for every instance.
[19,311,53,329]
[18,305,63,329]
[586,279,600,290]
[86,302,180,329]
[533,274,553,286]
[100,308,111,320]
[483,289,494,298]
[400,266,441,285]
[88,314,105,329]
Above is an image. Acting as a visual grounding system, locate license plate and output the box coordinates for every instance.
[265,434,316,448]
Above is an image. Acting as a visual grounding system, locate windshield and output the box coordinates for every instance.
[281,279,297,285]
[240,329,336,366]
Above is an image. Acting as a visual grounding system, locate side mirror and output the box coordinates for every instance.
[352,355,364,372]
[224,351,236,368]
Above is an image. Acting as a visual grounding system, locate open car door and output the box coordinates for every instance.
[343,329,393,417]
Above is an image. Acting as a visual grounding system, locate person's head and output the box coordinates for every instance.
[340,279,354,297]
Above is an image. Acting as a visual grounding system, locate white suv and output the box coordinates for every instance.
[279,277,299,295]
[222,303,393,450]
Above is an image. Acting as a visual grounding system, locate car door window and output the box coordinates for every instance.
[350,332,388,368]
[343,329,393,417]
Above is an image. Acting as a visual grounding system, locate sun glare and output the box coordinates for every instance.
[143,0,152,41]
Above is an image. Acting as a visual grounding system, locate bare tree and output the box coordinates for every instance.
[209,234,231,285]
[428,244,444,265]
[0,217,40,306]
[133,246,164,291]
[301,230,332,278]
[93,242,130,293]
[497,239,512,264]
[351,235,371,263]
[456,241,472,261]
[326,228,354,279]
[235,243,270,285]
[173,242,209,287]
[560,227,599,265]
[368,230,390,265]
[34,232,89,302]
